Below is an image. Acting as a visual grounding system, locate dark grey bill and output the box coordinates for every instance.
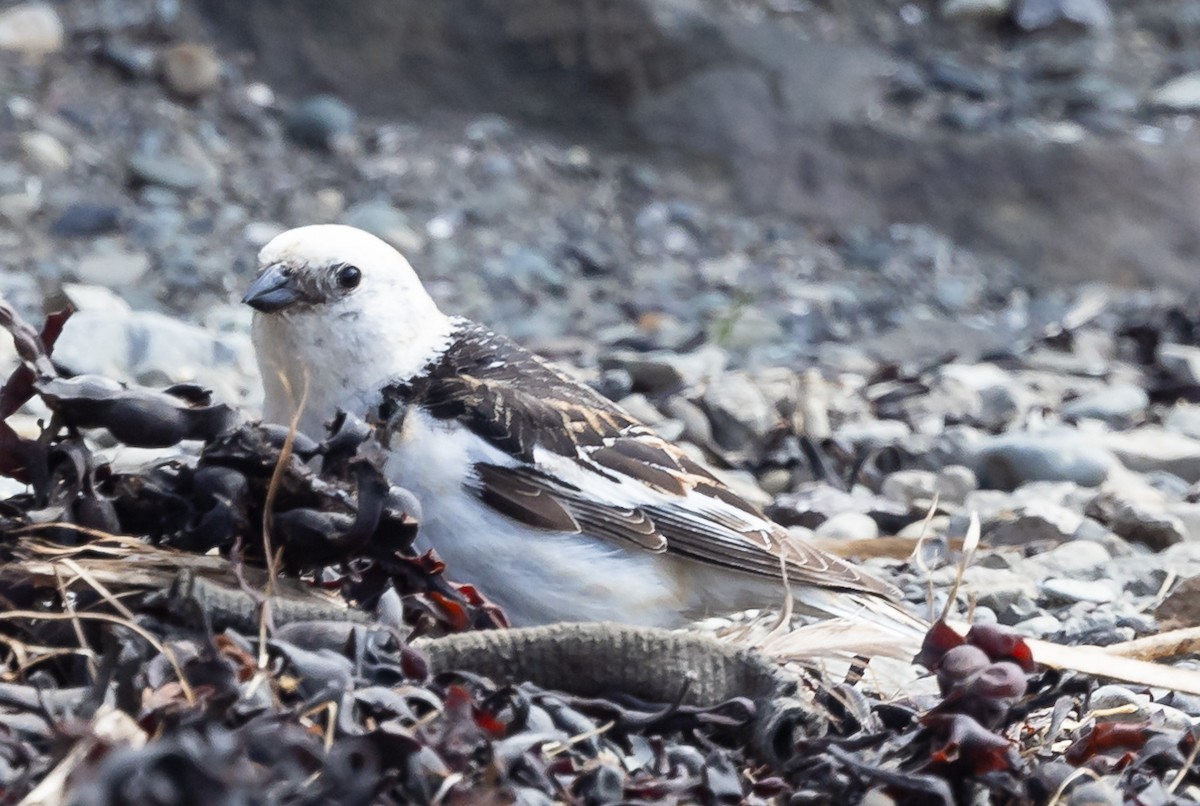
[242,264,301,313]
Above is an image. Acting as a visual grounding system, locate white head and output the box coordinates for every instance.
[244,224,455,435]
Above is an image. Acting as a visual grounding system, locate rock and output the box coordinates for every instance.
[660,396,713,447]
[984,502,1083,546]
[1066,780,1120,806]
[127,153,211,192]
[285,95,357,151]
[51,203,122,238]
[1013,0,1112,31]
[20,131,69,173]
[1165,405,1200,440]
[1023,539,1111,578]
[702,372,776,455]
[1014,614,1063,638]
[1155,576,1200,626]
[1108,503,1187,550]
[158,43,222,98]
[813,512,879,540]
[881,470,938,510]
[936,465,978,504]
[962,568,1039,622]
[54,298,258,406]
[602,346,727,394]
[342,200,424,254]
[1102,428,1200,483]
[834,419,912,447]
[972,431,1115,490]
[941,0,1011,20]
[1041,578,1117,604]
[74,241,152,288]
[1159,343,1200,386]
[1089,685,1149,720]
[1150,72,1200,112]
[1061,384,1148,426]
[0,3,63,57]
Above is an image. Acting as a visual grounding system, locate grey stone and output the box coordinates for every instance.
[881,470,939,510]
[941,0,1011,21]
[833,419,912,447]
[343,201,424,254]
[1159,343,1200,386]
[972,430,1115,490]
[1109,503,1187,550]
[74,242,151,288]
[286,95,357,151]
[1041,578,1118,604]
[1165,405,1200,440]
[20,131,69,173]
[983,502,1083,546]
[51,203,121,238]
[1150,72,1200,112]
[935,465,978,504]
[1024,539,1111,578]
[660,396,713,446]
[1102,428,1200,483]
[603,345,727,394]
[0,2,63,56]
[1061,384,1148,425]
[814,512,879,540]
[701,371,776,454]
[1014,0,1112,30]
[1089,685,1148,719]
[1014,614,1063,638]
[1066,780,1120,806]
[159,43,222,98]
[127,153,210,192]
[54,297,258,407]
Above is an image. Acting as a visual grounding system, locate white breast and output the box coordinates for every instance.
[381,408,697,627]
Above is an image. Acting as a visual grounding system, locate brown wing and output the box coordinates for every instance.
[385,321,901,601]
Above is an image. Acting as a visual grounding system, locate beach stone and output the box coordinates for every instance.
[0,3,63,57]
[983,502,1083,546]
[1102,428,1200,483]
[1061,383,1148,425]
[813,512,879,540]
[159,43,222,98]
[973,431,1115,490]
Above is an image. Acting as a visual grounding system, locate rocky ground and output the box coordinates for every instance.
[4,0,1200,802]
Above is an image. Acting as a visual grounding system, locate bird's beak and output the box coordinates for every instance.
[242,264,301,313]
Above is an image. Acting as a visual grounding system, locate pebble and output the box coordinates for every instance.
[1164,405,1200,440]
[127,152,211,192]
[983,502,1083,546]
[51,202,122,237]
[1066,780,1121,806]
[158,43,222,98]
[814,512,880,540]
[0,2,63,57]
[1159,343,1200,386]
[701,372,776,454]
[285,95,357,151]
[1061,383,1148,425]
[1041,577,1117,604]
[1014,0,1112,30]
[881,470,939,510]
[1108,503,1187,550]
[54,298,258,406]
[1102,428,1200,483]
[20,131,69,173]
[1150,72,1200,112]
[940,0,1010,20]
[74,241,151,287]
[343,200,424,254]
[972,431,1114,490]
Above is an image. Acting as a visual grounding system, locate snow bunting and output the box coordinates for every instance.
[244,225,911,628]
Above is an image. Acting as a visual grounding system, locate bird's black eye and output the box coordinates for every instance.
[336,264,361,290]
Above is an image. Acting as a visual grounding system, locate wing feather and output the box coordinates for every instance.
[388,321,901,602]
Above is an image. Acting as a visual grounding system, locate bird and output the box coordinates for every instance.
[243,224,917,630]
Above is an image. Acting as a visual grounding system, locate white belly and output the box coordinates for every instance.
[382,409,696,627]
